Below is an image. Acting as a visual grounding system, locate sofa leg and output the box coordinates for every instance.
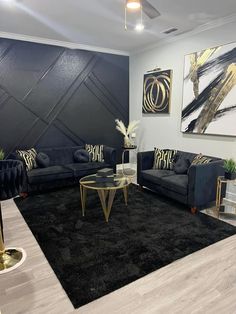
[20,192,28,199]
[191,207,197,214]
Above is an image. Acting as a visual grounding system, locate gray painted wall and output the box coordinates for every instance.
[130,21,236,159]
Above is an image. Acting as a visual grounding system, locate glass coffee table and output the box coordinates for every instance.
[79,174,131,222]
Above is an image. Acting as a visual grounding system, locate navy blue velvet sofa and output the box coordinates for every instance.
[137,150,224,213]
[9,145,116,194]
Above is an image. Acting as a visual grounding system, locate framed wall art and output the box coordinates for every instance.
[142,69,172,114]
[181,41,236,136]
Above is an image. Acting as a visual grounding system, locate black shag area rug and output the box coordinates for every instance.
[15,185,236,308]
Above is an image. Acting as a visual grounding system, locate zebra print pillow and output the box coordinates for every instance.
[85,144,104,162]
[16,148,37,171]
[153,148,177,170]
[191,153,212,165]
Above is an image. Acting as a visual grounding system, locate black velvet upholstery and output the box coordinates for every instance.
[8,145,116,193]
[188,161,224,207]
[138,150,224,208]
[14,185,236,308]
[73,149,90,163]
[173,158,190,174]
[66,162,110,177]
[161,174,188,195]
[0,160,24,200]
[36,152,50,168]
[27,166,73,184]
[141,169,175,185]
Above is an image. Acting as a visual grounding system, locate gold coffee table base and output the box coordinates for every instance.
[79,174,130,222]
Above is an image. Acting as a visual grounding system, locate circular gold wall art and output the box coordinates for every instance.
[142,70,172,113]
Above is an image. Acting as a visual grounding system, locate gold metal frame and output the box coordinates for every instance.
[121,147,137,178]
[142,69,173,114]
[0,203,26,273]
[216,176,236,218]
[79,175,131,222]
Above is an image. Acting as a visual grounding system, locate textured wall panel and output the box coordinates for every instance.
[0,38,129,161]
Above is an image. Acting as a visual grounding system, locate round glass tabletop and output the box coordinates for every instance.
[79,174,131,190]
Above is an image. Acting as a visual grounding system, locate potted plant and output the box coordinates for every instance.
[0,148,5,160]
[223,158,236,180]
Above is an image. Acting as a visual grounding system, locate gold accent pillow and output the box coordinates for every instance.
[191,153,212,165]
[153,148,177,170]
[16,148,37,171]
[85,144,104,162]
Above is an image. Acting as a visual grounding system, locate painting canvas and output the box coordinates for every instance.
[181,42,236,136]
[142,69,172,114]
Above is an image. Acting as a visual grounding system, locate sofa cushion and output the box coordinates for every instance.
[85,144,104,162]
[173,158,191,174]
[191,153,212,165]
[161,174,188,195]
[141,169,175,185]
[74,149,90,163]
[36,146,84,166]
[174,151,196,164]
[16,148,37,171]
[153,148,177,170]
[36,152,50,168]
[28,166,73,184]
[66,162,110,177]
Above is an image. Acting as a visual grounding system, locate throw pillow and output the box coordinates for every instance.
[191,153,212,165]
[74,149,90,163]
[36,152,50,168]
[16,148,37,171]
[173,158,191,174]
[153,148,177,170]
[85,144,104,162]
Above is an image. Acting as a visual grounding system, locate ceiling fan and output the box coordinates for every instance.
[126,0,161,19]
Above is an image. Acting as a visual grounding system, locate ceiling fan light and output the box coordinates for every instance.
[126,0,141,10]
[135,23,144,32]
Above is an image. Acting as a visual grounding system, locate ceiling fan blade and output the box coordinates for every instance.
[142,0,161,19]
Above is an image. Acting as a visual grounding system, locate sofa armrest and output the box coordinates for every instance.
[137,151,154,185]
[103,146,116,173]
[188,160,224,207]
[7,152,29,193]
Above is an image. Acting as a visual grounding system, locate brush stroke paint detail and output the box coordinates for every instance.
[181,42,236,136]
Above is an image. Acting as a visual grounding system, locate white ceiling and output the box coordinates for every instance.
[0,0,236,54]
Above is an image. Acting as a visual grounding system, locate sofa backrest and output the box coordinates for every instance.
[176,150,221,163]
[37,146,84,166]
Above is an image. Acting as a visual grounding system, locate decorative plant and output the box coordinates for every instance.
[0,148,5,160]
[115,119,140,147]
[224,158,236,173]
[223,158,236,180]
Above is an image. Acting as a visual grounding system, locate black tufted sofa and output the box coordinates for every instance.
[8,145,116,194]
[137,150,224,213]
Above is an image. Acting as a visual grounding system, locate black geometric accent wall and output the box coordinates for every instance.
[0,38,129,162]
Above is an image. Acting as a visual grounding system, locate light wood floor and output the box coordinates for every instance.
[1,199,236,314]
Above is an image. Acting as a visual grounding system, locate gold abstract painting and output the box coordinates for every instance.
[181,42,236,136]
[142,69,172,114]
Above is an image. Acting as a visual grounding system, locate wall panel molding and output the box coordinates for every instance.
[0,38,129,162]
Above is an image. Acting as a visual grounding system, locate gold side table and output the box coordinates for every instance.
[121,146,137,178]
[216,176,236,218]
